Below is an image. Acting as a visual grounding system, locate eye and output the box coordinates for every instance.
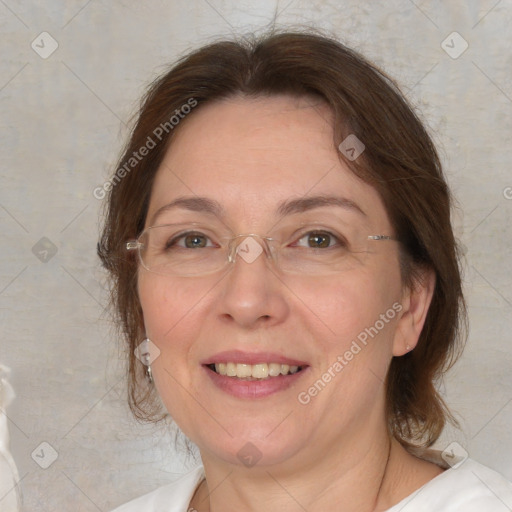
[166,232,213,249]
[294,230,342,249]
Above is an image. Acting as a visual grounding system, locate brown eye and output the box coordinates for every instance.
[307,232,332,248]
[293,230,341,249]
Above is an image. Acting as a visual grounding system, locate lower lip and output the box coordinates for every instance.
[203,366,308,399]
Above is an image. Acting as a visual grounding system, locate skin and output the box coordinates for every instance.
[137,95,443,511]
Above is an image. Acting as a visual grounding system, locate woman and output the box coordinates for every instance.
[98,32,512,511]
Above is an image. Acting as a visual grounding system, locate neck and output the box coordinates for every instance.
[191,431,409,512]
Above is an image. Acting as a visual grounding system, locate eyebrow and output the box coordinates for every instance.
[150,194,366,225]
[276,196,366,217]
[150,196,222,225]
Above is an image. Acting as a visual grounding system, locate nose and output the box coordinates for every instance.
[217,235,289,329]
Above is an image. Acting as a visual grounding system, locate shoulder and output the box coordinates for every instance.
[109,465,205,512]
[388,455,512,511]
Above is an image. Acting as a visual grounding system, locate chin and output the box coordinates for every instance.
[192,421,307,469]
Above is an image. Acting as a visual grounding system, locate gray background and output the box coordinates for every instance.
[1,1,511,510]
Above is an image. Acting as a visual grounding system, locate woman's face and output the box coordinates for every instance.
[138,95,408,469]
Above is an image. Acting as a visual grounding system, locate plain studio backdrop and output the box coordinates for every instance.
[0,1,511,510]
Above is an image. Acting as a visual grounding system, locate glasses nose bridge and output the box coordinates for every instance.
[227,233,275,266]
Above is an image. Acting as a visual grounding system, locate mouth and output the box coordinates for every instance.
[201,351,309,399]
[205,362,305,380]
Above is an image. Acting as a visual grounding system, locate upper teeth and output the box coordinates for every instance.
[214,362,300,379]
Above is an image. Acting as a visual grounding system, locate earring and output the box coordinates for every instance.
[406,344,411,352]
[137,337,155,384]
[146,364,153,384]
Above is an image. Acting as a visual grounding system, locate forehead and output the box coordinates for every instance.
[147,95,389,229]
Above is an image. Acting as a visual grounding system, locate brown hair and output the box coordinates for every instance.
[98,31,466,450]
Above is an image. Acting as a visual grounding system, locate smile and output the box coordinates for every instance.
[202,350,309,398]
[208,362,303,379]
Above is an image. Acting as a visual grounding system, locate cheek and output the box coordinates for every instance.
[137,273,222,384]
[301,270,399,333]
[293,264,402,364]
[138,275,203,340]
[137,275,207,421]
[137,274,210,395]
[139,287,169,343]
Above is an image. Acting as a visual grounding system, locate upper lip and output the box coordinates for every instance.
[201,350,308,367]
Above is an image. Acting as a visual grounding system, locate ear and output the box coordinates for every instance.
[393,268,436,356]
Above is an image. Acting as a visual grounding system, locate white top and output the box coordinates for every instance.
[0,364,21,512]
[111,457,512,511]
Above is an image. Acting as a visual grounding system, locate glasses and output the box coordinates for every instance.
[126,222,397,277]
